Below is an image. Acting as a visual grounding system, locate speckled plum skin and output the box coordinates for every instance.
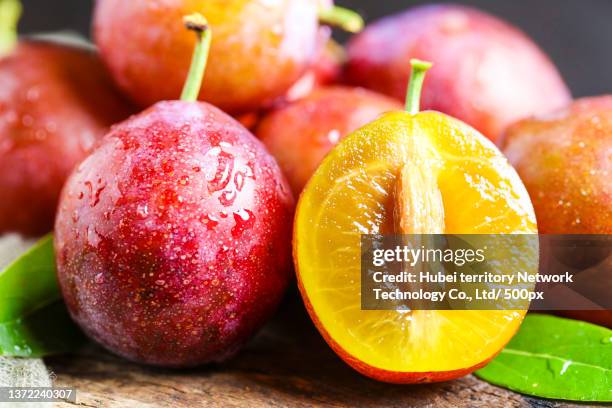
[257,86,402,195]
[93,0,320,113]
[503,96,612,327]
[0,41,133,236]
[502,96,612,234]
[344,4,571,143]
[54,101,294,367]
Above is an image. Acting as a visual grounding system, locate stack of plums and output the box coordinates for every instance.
[1,0,609,375]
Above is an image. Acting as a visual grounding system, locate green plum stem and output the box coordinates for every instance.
[318,5,364,33]
[405,59,433,115]
[180,13,212,102]
[0,0,22,57]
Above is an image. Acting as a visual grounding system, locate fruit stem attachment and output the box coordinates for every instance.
[318,5,364,33]
[0,0,21,57]
[405,59,433,115]
[180,13,212,102]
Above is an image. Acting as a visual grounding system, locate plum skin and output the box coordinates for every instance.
[257,86,402,195]
[503,96,612,327]
[344,4,571,143]
[54,101,294,367]
[502,96,612,234]
[93,0,320,114]
[0,41,133,236]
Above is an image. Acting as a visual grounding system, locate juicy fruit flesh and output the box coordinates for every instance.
[295,111,537,374]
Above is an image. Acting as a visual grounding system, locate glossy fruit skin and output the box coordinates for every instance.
[344,4,571,143]
[93,0,320,113]
[503,96,612,234]
[236,31,345,132]
[0,41,133,237]
[54,101,294,367]
[257,86,402,195]
[503,96,612,328]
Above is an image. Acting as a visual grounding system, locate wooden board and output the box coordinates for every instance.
[47,294,581,408]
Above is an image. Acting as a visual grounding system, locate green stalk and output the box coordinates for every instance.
[180,13,212,102]
[0,0,21,57]
[318,5,364,33]
[405,59,433,115]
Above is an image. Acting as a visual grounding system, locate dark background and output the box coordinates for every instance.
[18,0,612,97]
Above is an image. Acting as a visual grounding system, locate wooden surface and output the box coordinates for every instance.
[47,293,582,408]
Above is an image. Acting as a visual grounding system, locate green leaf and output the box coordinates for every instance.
[0,235,59,322]
[0,301,86,357]
[476,314,612,402]
[0,235,86,357]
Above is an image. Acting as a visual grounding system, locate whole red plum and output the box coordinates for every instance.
[503,96,612,327]
[344,4,571,143]
[257,86,401,195]
[0,41,132,236]
[503,96,612,234]
[54,101,294,367]
[93,0,321,113]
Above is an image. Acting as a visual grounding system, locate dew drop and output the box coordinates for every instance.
[547,359,572,378]
[35,129,47,140]
[178,175,190,186]
[21,114,34,127]
[136,204,149,219]
[231,209,255,237]
[200,214,219,230]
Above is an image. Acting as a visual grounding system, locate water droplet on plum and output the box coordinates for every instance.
[231,209,255,237]
[136,204,149,219]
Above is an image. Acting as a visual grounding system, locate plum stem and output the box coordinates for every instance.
[0,0,21,57]
[180,13,212,102]
[405,59,433,115]
[318,5,364,33]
